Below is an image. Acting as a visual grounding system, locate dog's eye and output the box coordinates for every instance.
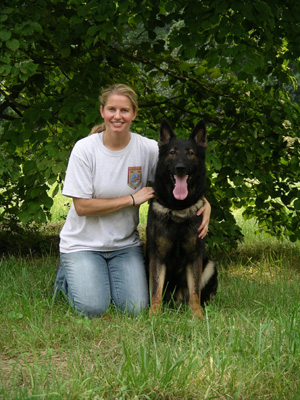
[187,150,194,156]
[170,150,176,156]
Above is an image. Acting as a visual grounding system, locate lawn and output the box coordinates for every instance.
[0,197,299,399]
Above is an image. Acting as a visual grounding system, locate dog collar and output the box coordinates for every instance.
[152,198,204,219]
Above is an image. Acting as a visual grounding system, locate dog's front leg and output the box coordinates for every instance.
[186,261,203,319]
[149,258,166,315]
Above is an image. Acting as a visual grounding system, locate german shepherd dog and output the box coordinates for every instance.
[146,120,218,318]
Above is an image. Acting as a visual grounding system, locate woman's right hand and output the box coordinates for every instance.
[131,187,155,206]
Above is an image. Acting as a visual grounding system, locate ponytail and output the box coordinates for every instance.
[88,123,105,136]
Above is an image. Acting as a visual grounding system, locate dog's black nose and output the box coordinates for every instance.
[175,164,187,175]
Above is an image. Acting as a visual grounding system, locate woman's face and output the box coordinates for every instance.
[100,94,137,135]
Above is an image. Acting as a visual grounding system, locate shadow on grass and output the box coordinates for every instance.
[0,224,61,257]
[1,222,299,278]
[215,238,300,275]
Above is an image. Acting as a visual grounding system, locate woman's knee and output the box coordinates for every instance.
[58,251,111,317]
[73,297,110,318]
[108,246,149,315]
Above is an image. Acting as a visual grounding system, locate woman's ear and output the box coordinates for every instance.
[132,108,138,121]
[100,105,104,118]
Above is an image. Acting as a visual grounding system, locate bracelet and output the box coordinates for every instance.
[130,194,135,206]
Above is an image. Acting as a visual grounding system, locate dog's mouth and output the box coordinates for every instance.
[172,175,189,200]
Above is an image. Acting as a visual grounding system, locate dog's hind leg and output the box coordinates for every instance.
[149,259,166,315]
[186,261,203,319]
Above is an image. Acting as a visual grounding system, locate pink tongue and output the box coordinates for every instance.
[173,175,188,200]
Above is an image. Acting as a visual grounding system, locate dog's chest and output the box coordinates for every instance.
[149,199,203,261]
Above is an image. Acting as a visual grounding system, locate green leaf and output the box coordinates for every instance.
[179,62,192,71]
[41,193,54,209]
[183,45,197,59]
[290,156,299,171]
[0,64,12,76]
[23,160,36,175]
[87,25,101,36]
[30,21,43,33]
[19,203,40,223]
[19,60,38,77]
[165,2,174,12]
[253,1,272,21]
[233,176,244,186]
[270,110,281,123]
[234,185,247,199]
[52,162,66,175]
[0,30,11,40]
[51,183,60,197]
[6,39,19,51]
[294,199,300,211]
[240,3,255,21]
[0,14,8,22]
[211,156,222,171]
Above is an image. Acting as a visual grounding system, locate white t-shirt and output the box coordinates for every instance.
[59,132,158,253]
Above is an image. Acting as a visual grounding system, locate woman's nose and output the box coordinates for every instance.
[115,110,121,119]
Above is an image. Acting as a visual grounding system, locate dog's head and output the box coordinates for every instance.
[159,120,207,148]
[157,120,207,202]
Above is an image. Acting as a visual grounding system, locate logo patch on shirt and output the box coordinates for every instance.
[128,166,142,190]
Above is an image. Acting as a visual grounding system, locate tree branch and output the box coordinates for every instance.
[107,43,239,99]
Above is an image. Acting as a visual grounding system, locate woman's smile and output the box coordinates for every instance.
[100,94,137,135]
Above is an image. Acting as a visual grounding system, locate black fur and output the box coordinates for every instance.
[146,120,218,317]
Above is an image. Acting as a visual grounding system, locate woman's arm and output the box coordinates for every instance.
[73,187,155,217]
[196,197,211,239]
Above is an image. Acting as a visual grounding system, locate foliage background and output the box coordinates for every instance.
[1,0,300,252]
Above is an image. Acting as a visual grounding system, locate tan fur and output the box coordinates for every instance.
[149,261,166,314]
[152,198,204,221]
[186,264,203,318]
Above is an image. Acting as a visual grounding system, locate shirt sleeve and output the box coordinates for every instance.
[62,142,94,199]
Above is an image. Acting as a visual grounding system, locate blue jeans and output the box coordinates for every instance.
[54,246,149,317]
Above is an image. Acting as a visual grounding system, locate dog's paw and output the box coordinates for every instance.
[149,302,161,316]
[189,299,203,319]
[191,307,203,319]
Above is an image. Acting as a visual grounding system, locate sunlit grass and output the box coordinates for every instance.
[49,186,72,223]
[1,248,300,399]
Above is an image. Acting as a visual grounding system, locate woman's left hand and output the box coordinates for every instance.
[196,197,211,239]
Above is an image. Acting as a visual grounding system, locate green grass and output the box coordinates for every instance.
[1,196,300,399]
[49,187,72,224]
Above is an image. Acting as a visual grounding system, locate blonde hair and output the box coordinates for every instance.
[89,84,138,135]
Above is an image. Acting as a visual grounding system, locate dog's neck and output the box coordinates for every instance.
[152,197,204,220]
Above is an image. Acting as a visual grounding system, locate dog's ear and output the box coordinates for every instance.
[159,120,175,146]
[190,120,207,148]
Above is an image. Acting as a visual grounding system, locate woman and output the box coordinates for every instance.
[54,84,211,317]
